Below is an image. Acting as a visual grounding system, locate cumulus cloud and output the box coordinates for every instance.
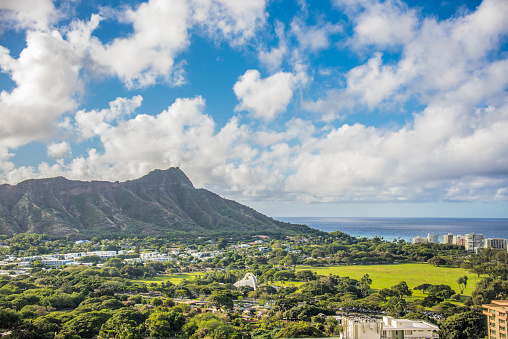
[233,70,301,121]
[335,0,417,49]
[0,0,58,31]
[74,95,143,139]
[0,29,84,149]
[88,0,190,88]
[47,141,71,159]
[308,0,508,119]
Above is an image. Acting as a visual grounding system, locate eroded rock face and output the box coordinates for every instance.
[0,168,311,237]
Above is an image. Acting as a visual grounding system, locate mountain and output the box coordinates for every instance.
[0,168,314,237]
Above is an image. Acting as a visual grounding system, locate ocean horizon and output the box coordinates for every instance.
[274,217,508,243]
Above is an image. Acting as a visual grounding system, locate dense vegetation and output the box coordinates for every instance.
[0,231,500,338]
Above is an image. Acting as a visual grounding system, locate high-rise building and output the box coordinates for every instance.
[486,239,507,251]
[455,235,466,247]
[444,233,454,244]
[483,300,508,339]
[465,233,485,252]
[427,233,438,243]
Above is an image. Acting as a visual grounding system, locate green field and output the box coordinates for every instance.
[129,272,205,285]
[297,263,478,299]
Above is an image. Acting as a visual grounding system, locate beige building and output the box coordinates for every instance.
[485,239,507,251]
[443,233,454,244]
[483,300,508,339]
[413,236,427,244]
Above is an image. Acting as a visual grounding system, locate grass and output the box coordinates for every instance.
[296,263,478,300]
[129,272,205,285]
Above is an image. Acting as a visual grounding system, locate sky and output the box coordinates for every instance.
[0,0,507,218]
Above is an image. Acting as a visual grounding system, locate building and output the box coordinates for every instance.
[381,316,439,338]
[465,233,485,252]
[413,236,427,244]
[486,239,507,251]
[483,300,508,339]
[342,316,439,339]
[455,235,466,247]
[443,233,454,244]
[427,234,438,244]
[41,259,75,267]
[342,316,382,339]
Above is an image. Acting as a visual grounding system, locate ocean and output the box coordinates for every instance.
[274,217,508,243]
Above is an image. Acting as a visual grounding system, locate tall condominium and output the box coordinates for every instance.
[486,238,508,251]
[465,233,485,252]
[483,300,508,339]
[427,233,438,243]
[443,233,454,244]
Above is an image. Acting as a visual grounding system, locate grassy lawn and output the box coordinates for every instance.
[296,263,478,299]
[129,272,205,285]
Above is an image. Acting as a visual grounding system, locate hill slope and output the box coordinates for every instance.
[0,168,313,237]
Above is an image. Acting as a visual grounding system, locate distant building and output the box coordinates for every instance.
[342,315,439,339]
[233,273,258,290]
[465,233,485,252]
[455,235,466,247]
[413,236,427,244]
[483,300,508,339]
[443,233,454,244]
[486,238,507,251]
[427,233,438,244]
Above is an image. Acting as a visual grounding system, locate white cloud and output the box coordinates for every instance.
[290,19,342,52]
[233,70,300,121]
[191,0,267,45]
[74,95,143,139]
[88,0,190,88]
[0,29,84,149]
[47,141,71,159]
[0,0,58,31]
[308,0,508,120]
[342,0,418,49]
[258,21,288,71]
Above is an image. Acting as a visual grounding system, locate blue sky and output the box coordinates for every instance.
[0,0,507,218]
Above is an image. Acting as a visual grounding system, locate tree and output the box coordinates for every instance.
[274,323,323,339]
[439,311,486,339]
[207,290,234,310]
[457,275,468,294]
[146,310,185,339]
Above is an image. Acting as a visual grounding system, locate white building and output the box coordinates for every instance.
[343,316,382,339]
[382,316,439,338]
[342,316,439,339]
[41,259,76,267]
[465,233,485,252]
[427,234,438,244]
